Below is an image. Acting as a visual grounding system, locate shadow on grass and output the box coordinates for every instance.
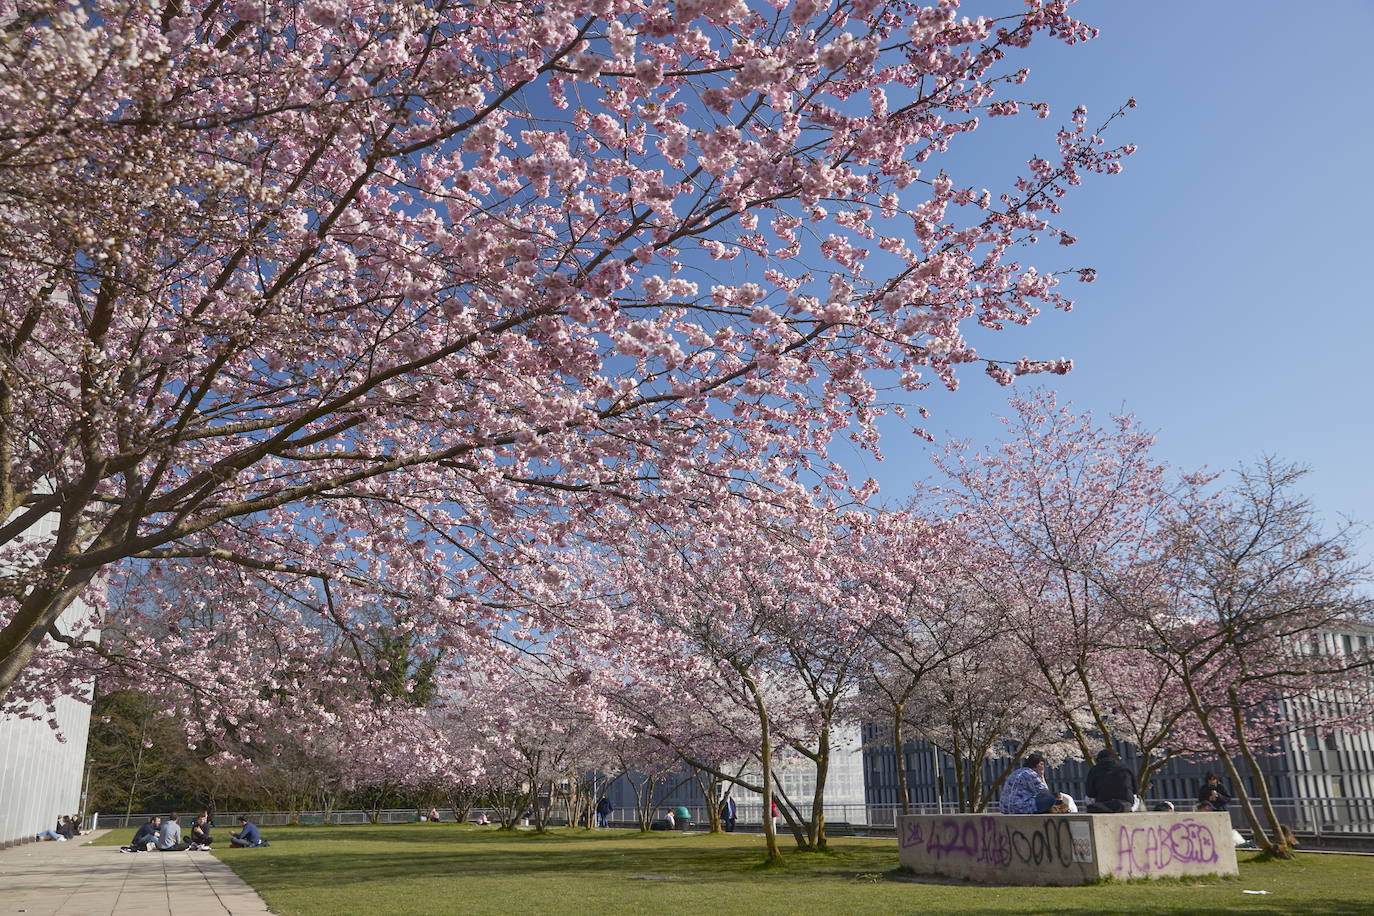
[218,827,883,890]
[209,824,1374,916]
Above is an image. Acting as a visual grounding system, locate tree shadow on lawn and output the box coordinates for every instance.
[219,833,895,891]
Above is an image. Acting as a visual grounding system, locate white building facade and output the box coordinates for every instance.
[0,509,100,847]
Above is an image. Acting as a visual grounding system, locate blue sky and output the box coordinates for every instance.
[843,0,1374,553]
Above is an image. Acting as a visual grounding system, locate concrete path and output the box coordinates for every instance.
[0,831,273,915]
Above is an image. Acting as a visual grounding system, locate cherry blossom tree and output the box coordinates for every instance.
[859,563,1002,814]
[554,497,963,853]
[0,0,1133,715]
[1134,460,1374,857]
[907,618,1074,811]
[931,391,1183,768]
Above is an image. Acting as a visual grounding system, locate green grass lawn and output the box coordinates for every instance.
[96,823,1374,914]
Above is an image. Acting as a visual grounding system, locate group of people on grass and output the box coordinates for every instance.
[999,750,1234,816]
[119,812,268,852]
[35,814,84,842]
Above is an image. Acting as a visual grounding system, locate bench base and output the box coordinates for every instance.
[897,812,1238,885]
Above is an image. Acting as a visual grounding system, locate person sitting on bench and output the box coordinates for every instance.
[1085,748,1138,813]
[1000,753,1074,814]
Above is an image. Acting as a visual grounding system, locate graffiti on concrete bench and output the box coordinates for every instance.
[901,816,1086,869]
[901,815,1223,874]
[1115,819,1219,872]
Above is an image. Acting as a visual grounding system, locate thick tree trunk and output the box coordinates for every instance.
[1227,688,1295,858]
[1180,673,1276,853]
[0,578,90,702]
[744,674,782,861]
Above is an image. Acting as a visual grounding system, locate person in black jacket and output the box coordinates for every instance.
[121,816,161,852]
[1197,772,1232,811]
[1085,748,1138,813]
[190,813,213,849]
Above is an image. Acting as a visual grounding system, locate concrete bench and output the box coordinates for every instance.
[897,812,1238,885]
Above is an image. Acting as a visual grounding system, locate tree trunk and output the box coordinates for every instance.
[0,575,94,703]
[770,780,811,849]
[1227,688,1295,858]
[893,705,910,815]
[125,712,148,820]
[1180,672,1276,853]
[809,725,830,850]
[951,742,968,813]
[746,675,782,861]
[694,768,722,834]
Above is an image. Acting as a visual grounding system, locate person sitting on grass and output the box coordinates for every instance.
[231,816,268,848]
[121,816,161,852]
[190,813,213,850]
[156,813,191,851]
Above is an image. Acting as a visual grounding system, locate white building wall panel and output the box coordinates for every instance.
[0,510,99,847]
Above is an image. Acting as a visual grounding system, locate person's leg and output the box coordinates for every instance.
[230,836,250,847]
[1033,794,1058,814]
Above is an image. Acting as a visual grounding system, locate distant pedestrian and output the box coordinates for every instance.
[595,796,613,828]
[719,793,737,832]
[770,799,779,832]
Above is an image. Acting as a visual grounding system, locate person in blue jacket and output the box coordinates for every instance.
[230,816,269,848]
[120,816,161,852]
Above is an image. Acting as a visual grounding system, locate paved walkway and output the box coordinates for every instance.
[0,831,272,915]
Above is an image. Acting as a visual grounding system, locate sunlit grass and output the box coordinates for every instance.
[98,822,1374,914]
